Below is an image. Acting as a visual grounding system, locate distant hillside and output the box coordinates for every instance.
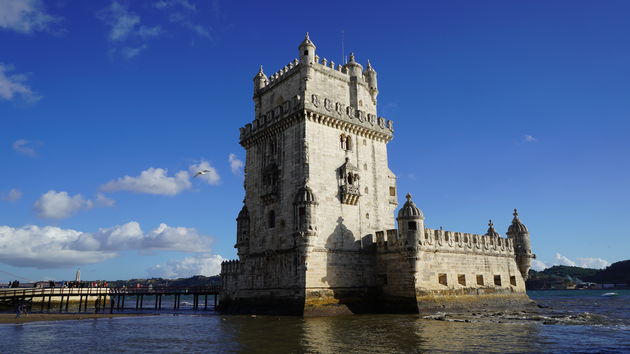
[527,260,629,289]
[107,275,220,288]
[589,260,630,284]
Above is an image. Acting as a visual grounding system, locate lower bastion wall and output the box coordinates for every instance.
[220,226,532,315]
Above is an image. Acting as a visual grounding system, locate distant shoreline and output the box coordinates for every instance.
[0,313,152,325]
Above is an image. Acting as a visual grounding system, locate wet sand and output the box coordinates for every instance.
[0,313,152,324]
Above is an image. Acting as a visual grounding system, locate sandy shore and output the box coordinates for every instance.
[0,313,152,324]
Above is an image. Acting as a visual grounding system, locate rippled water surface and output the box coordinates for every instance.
[1,290,628,353]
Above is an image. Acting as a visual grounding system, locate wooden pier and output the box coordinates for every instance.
[0,286,220,313]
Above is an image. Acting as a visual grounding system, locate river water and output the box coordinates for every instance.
[1,290,628,353]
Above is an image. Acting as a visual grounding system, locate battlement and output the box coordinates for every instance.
[220,259,240,274]
[375,227,515,257]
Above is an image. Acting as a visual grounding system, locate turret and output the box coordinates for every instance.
[343,53,363,78]
[364,60,378,102]
[235,205,250,256]
[485,220,499,237]
[298,32,316,64]
[397,193,424,250]
[506,209,535,280]
[294,186,318,247]
[253,65,267,93]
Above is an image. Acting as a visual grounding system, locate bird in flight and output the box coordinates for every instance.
[194,170,211,178]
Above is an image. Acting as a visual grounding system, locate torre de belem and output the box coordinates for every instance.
[219,34,536,315]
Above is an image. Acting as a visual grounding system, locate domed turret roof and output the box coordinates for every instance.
[397,193,424,220]
[237,205,249,220]
[253,65,267,80]
[299,32,316,49]
[295,186,316,204]
[485,220,500,237]
[507,209,528,234]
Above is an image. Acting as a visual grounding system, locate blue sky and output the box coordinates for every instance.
[1,0,628,282]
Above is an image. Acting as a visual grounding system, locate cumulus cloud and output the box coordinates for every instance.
[33,190,115,220]
[0,0,60,34]
[554,253,610,269]
[33,190,94,219]
[523,134,537,143]
[531,259,548,271]
[12,139,39,156]
[0,65,40,102]
[228,153,243,175]
[101,167,192,196]
[189,160,220,185]
[0,222,212,268]
[1,188,22,202]
[98,1,161,59]
[148,254,224,279]
[102,162,219,196]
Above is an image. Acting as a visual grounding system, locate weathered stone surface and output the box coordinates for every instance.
[219,34,535,316]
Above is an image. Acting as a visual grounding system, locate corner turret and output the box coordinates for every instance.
[298,32,316,64]
[397,193,425,250]
[253,65,268,93]
[506,209,535,280]
[343,53,363,78]
[364,60,378,102]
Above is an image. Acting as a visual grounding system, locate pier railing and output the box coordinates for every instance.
[0,286,221,313]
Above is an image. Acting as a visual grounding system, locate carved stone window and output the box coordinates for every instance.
[339,158,360,205]
[408,221,417,231]
[477,275,484,286]
[458,275,466,286]
[339,134,352,151]
[494,275,502,286]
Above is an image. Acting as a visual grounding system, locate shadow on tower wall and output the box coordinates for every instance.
[319,217,377,314]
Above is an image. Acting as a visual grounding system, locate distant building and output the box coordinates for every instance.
[220,34,535,315]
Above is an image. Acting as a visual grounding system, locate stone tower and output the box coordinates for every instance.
[506,209,535,280]
[222,33,397,314]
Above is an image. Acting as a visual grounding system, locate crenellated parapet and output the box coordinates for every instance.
[375,227,515,258]
[220,259,240,274]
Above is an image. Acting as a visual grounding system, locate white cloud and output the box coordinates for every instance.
[1,188,22,202]
[0,222,212,269]
[0,0,60,34]
[12,139,39,156]
[33,190,93,219]
[523,134,537,143]
[554,253,609,269]
[154,0,197,11]
[101,167,192,196]
[120,44,148,60]
[0,225,117,268]
[531,259,548,271]
[189,160,220,185]
[95,193,115,207]
[156,0,211,39]
[574,257,610,269]
[98,1,161,59]
[228,153,243,175]
[0,65,40,102]
[148,254,224,279]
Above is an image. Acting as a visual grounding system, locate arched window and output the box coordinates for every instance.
[268,210,275,229]
[340,135,347,150]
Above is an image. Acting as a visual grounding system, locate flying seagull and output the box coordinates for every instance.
[194,170,211,178]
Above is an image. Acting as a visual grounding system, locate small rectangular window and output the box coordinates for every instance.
[438,274,448,286]
[477,275,484,286]
[510,276,517,286]
[389,186,396,196]
[494,275,502,286]
[408,221,417,230]
[458,274,466,286]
